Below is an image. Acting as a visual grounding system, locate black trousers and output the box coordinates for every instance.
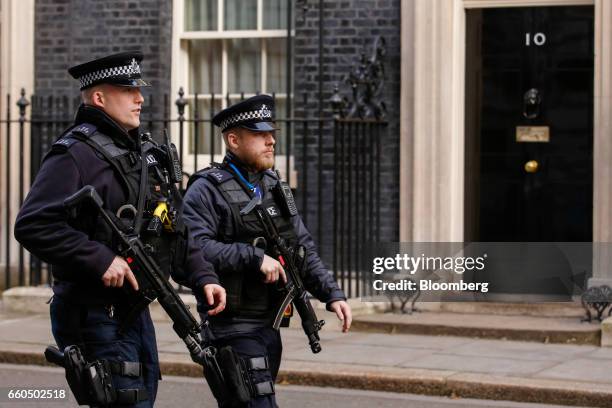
[50,295,159,408]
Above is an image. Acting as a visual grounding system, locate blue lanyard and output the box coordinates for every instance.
[229,162,262,199]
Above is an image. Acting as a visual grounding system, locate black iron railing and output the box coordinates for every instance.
[0,88,386,299]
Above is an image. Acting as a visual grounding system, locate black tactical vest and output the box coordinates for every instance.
[52,123,187,281]
[188,165,298,318]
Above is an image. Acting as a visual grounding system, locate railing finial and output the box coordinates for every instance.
[175,87,187,119]
[329,84,347,119]
[16,88,30,121]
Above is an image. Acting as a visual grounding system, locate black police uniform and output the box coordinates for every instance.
[14,52,219,407]
[182,95,346,408]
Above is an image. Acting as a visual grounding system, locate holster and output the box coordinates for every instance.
[85,359,116,406]
[202,346,230,403]
[63,345,92,405]
[59,345,116,406]
[45,344,148,407]
[203,345,274,407]
[217,346,252,404]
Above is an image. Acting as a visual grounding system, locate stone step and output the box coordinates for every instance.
[352,311,601,345]
[414,300,586,318]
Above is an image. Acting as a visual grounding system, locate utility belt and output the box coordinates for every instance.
[202,345,274,407]
[44,345,148,406]
[50,281,125,305]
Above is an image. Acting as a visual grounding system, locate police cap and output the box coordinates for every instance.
[68,51,150,90]
[213,95,278,133]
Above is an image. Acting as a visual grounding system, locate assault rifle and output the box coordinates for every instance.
[237,173,325,354]
[61,185,211,366]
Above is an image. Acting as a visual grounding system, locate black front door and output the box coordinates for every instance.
[465,6,594,243]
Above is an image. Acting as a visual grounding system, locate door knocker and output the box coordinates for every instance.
[523,88,541,119]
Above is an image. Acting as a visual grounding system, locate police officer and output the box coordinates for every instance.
[14,52,226,407]
[182,95,352,407]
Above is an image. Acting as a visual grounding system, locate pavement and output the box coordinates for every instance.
[0,298,611,408]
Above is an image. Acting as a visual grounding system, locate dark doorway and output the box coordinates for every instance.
[465,6,594,243]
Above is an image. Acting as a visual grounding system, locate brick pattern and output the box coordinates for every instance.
[34,0,173,120]
[293,0,401,263]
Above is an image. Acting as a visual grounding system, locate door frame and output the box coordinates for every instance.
[400,0,606,244]
[0,0,35,274]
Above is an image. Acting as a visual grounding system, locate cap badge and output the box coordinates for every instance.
[259,104,272,119]
[128,58,141,75]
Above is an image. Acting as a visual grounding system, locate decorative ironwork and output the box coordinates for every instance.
[175,87,187,119]
[16,88,30,121]
[330,36,387,120]
[581,285,612,322]
[4,84,387,299]
[329,84,348,119]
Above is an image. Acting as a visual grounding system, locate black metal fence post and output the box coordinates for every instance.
[317,113,323,248]
[210,93,216,165]
[29,94,41,286]
[0,79,386,299]
[16,89,29,286]
[301,93,308,224]
[176,87,187,171]
[339,120,346,293]
[194,92,199,173]
[4,94,11,290]
[332,118,338,282]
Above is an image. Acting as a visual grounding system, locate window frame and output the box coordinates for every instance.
[172,0,294,173]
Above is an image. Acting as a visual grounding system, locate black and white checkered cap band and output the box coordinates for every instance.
[220,105,273,130]
[79,60,141,88]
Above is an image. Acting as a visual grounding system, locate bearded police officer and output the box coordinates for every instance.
[14,52,226,407]
[182,95,352,407]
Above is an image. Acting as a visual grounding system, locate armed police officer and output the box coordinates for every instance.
[14,52,226,407]
[182,95,352,407]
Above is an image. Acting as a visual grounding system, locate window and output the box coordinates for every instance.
[175,0,294,178]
